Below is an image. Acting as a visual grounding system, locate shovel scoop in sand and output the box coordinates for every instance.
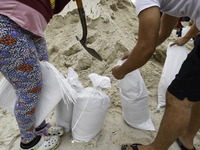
[75,0,102,61]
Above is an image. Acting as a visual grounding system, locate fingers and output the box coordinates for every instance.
[170,42,177,47]
[121,51,131,60]
[121,55,128,60]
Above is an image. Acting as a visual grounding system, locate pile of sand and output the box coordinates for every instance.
[0,0,199,149]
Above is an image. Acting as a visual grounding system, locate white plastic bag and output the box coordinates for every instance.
[56,67,83,132]
[71,73,111,142]
[117,60,155,131]
[157,43,189,108]
[0,61,76,127]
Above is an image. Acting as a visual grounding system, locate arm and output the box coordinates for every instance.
[156,13,178,46]
[120,13,178,60]
[112,6,160,79]
[170,23,200,47]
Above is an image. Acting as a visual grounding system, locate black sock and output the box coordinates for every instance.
[35,124,47,131]
[20,136,41,149]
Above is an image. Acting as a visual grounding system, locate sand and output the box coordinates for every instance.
[0,0,199,149]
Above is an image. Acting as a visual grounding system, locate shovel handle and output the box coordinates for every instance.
[75,0,83,8]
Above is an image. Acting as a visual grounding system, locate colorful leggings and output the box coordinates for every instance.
[0,14,48,143]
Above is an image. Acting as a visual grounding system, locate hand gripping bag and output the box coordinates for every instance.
[117,60,155,131]
[157,43,189,108]
[71,73,111,142]
[56,67,84,132]
[0,61,76,127]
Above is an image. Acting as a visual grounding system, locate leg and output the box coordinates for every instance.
[136,91,193,150]
[139,36,200,150]
[31,35,49,61]
[121,91,193,150]
[0,15,42,143]
[178,101,200,149]
[32,35,49,129]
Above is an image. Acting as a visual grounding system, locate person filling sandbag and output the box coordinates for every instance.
[117,59,155,131]
[71,73,111,142]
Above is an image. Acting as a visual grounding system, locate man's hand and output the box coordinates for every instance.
[112,66,125,80]
[170,23,199,47]
[170,37,189,47]
[121,51,131,60]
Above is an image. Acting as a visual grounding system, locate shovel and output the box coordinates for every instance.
[75,0,102,61]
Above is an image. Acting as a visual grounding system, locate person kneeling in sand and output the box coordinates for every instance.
[112,0,200,150]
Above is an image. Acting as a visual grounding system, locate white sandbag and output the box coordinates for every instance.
[0,61,76,127]
[157,43,189,108]
[182,26,191,37]
[71,73,111,142]
[55,100,74,132]
[117,60,155,131]
[56,67,83,132]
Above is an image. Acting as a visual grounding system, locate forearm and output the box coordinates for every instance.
[156,14,178,46]
[119,44,155,75]
[184,23,199,40]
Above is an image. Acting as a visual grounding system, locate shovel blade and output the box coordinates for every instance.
[82,44,102,61]
[76,36,102,61]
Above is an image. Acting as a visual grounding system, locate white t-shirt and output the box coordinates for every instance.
[135,0,200,30]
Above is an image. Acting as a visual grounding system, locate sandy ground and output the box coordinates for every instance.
[0,0,199,149]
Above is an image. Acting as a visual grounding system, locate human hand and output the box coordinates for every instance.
[121,51,131,60]
[170,37,189,47]
[112,65,125,80]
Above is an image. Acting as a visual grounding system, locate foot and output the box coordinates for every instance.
[21,135,60,150]
[36,123,64,137]
[121,144,142,150]
[176,138,196,150]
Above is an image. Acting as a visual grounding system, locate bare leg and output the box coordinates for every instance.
[138,91,193,150]
[178,101,200,149]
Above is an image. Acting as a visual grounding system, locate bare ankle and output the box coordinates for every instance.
[177,137,194,150]
[138,144,155,150]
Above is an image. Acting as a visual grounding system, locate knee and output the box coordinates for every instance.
[166,91,193,110]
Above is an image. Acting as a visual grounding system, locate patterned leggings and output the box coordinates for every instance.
[0,14,48,143]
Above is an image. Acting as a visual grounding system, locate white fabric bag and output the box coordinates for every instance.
[0,61,76,127]
[71,73,111,142]
[182,26,191,37]
[157,43,189,108]
[117,60,155,131]
[56,67,83,132]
